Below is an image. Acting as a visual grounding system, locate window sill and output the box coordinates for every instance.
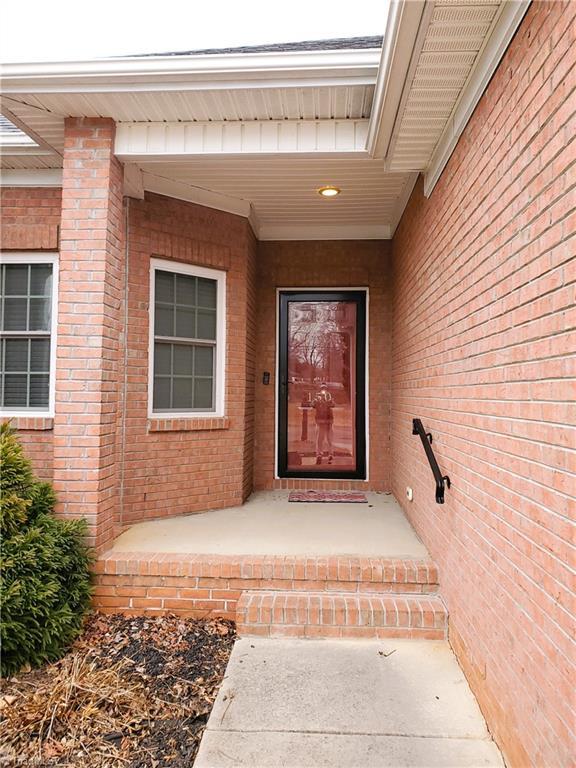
[148,416,230,432]
[1,416,54,431]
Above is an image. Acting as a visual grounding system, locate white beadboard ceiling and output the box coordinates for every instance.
[3,86,375,123]
[0,0,531,236]
[140,155,413,228]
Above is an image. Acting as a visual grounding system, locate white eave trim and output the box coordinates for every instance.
[0,49,381,93]
[0,169,63,186]
[366,0,426,158]
[115,120,370,159]
[258,223,391,241]
[389,171,419,235]
[424,0,531,197]
[141,170,253,219]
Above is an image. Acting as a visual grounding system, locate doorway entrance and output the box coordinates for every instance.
[277,290,367,480]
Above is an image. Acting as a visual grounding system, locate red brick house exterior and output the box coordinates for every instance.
[0,2,574,765]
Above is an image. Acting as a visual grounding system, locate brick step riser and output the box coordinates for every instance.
[93,576,439,618]
[93,554,440,619]
[95,554,438,586]
[236,591,448,641]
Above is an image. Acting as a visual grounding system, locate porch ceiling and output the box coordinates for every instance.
[0,0,530,237]
[138,156,416,240]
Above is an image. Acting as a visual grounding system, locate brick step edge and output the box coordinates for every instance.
[236,591,448,640]
[95,552,439,587]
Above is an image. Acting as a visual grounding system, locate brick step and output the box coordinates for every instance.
[96,552,438,589]
[236,590,448,640]
[93,552,440,618]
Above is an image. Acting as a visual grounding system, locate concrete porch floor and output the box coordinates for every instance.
[111,491,429,559]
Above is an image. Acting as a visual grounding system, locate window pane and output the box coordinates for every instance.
[153,377,171,410]
[29,298,51,331]
[195,346,214,377]
[4,265,28,295]
[173,344,194,375]
[155,271,174,303]
[30,265,52,296]
[155,305,174,336]
[197,278,217,309]
[172,377,193,409]
[152,266,221,413]
[154,342,171,375]
[175,274,196,306]
[30,339,50,372]
[194,378,213,409]
[175,306,195,339]
[3,374,27,407]
[29,375,49,407]
[3,298,28,330]
[197,309,216,340]
[4,339,28,372]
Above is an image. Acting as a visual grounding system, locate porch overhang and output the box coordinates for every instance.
[0,0,531,239]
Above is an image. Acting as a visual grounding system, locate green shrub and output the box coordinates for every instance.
[0,423,92,676]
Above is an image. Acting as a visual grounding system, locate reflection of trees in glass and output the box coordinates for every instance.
[288,302,347,381]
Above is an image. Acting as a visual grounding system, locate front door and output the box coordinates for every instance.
[277,291,367,480]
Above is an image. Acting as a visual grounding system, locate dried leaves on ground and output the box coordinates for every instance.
[0,612,236,767]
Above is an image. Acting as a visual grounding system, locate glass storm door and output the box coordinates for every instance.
[277,291,366,480]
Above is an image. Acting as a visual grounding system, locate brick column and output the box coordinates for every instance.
[53,118,124,551]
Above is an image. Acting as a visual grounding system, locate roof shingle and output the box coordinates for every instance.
[133,36,383,58]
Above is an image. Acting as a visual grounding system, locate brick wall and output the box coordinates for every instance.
[0,186,62,479]
[119,193,257,528]
[0,186,60,251]
[254,240,393,491]
[390,3,575,766]
[54,117,125,550]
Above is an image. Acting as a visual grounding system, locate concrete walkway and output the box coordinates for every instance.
[195,638,504,768]
[112,491,429,558]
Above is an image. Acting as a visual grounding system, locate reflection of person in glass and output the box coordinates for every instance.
[312,382,334,465]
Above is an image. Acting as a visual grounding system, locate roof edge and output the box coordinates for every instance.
[0,48,381,94]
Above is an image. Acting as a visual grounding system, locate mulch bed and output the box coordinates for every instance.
[0,612,236,767]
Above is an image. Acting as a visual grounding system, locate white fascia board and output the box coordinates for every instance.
[258,223,391,241]
[389,171,419,235]
[115,120,370,159]
[0,169,62,186]
[123,163,145,200]
[141,171,252,218]
[0,49,380,94]
[366,0,426,158]
[424,0,531,197]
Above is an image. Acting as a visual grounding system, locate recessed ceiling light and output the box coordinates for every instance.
[317,185,341,198]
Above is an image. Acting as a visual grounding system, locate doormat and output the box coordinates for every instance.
[288,490,368,503]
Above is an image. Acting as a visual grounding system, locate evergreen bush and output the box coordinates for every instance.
[0,423,92,676]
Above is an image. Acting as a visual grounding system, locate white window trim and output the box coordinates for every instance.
[148,257,226,419]
[0,252,58,418]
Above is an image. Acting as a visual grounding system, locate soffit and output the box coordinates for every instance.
[384,0,504,171]
[2,84,374,127]
[138,155,414,228]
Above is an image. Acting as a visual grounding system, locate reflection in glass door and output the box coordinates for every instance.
[278,291,366,479]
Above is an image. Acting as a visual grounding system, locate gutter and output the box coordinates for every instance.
[0,49,381,93]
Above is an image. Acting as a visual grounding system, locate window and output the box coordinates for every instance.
[149,259,225,417]
[0,254,58,415]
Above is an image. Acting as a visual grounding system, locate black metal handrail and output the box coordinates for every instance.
[412,418,451,504]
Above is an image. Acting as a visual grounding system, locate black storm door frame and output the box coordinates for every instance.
[277,290,367,480]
